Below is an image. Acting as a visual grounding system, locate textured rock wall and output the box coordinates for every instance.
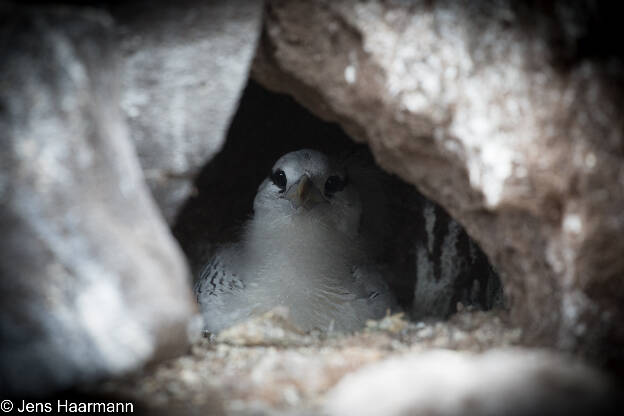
[0,6,190,396]
[252,0,624,364]
[113,0,263,223]
[0,0,264,396]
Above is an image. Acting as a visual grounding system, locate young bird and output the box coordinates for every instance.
[194,149,397,332]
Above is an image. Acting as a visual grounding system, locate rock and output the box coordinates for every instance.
[252,0,624,365]
[113,0,264,223]
[325,348,616,416]
[0,7,195,396]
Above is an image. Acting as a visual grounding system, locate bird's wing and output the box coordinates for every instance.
[194,244,244,301]
[194,244,254,333]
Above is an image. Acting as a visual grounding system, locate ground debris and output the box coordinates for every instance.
[216,307,316,347]
[95,308,535,415]
[365,312,409,333]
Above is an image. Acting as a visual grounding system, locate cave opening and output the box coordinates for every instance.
[3,1,622,411]
[173,80,504,324]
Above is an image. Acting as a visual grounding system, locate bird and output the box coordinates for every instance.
[194,149,397,333]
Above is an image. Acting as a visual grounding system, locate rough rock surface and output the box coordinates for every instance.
[252,0,624,365]
[100,309,617,416]
[325,348,614,416]
[113,0,264,223]
[0,7,195,396]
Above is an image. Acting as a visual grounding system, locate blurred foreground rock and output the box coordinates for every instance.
[325,348,616,416]
[114,0,263,223]
[0,7,195,396]
[253,0,624,365]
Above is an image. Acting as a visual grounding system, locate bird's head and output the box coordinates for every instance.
[253,149,361,236]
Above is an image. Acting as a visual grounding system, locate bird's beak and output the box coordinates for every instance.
[284,174,326,209]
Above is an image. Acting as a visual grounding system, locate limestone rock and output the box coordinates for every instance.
[325,348,616,416]
[0,7,195,396]
[252,0,624,364]
[114,0,264,223]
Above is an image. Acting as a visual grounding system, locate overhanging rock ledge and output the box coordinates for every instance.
[252,0,624,366]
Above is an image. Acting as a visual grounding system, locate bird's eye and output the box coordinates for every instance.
[270,169,287,192]
[324,175,346,197]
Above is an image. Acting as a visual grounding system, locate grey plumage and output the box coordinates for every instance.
[195,149,397,333]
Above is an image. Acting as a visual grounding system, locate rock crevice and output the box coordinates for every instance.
[252,0,624,363]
